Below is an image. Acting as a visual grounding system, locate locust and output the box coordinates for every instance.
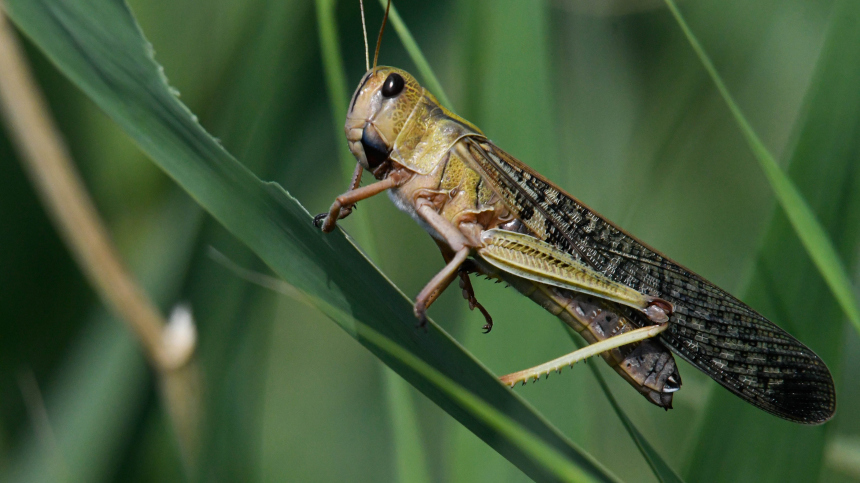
[314,1,836,424]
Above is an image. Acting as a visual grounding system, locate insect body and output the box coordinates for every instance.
[315,66,836,424]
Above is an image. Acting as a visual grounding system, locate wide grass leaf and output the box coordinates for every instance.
[3,0,618,480]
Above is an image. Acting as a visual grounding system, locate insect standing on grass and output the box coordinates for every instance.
[314,0,836,424]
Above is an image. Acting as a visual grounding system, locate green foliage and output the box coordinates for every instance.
[664,0,860,335]
[1,0,859,482]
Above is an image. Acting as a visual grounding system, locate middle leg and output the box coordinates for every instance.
[413,204,475,327]
[428,241,494,333]
[457,262,494,333]
[414,248,468,327]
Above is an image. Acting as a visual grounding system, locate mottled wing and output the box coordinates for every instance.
[463,136,835,424]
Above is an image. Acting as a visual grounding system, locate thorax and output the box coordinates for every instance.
[388,139,517,249]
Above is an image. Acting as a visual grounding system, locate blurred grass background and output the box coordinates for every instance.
[2,0,860,481]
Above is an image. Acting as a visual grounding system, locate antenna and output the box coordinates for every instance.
[359,0,369,71]
[372,0,391,74]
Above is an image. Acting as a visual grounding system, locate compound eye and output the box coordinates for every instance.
[381,73,405,98]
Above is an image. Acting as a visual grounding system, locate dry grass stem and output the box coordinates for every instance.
[0,5,200,470]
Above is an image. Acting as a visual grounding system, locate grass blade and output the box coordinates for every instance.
[361,326,610,483]
[682,1,860,480]
[2,0,620,480]
[378,0,453,108]
[313,0,355,177]
[663,0,860,335]
[569,333,685,483]
[382,370,432,483]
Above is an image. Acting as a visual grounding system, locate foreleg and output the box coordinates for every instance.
[313,170,405,233]
[329,164,365,222]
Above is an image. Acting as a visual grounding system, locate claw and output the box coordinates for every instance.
[478,303,493,333]
[337,204,355,220]
[312,213,328,228]
[456,269,494,333]
[414,302,429,332]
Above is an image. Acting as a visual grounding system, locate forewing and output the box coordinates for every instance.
[463,136,835,424]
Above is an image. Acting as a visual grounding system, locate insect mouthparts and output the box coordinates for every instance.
[360,124,390,169]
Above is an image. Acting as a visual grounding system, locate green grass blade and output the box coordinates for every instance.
[360,326,611,483]
[2,0,620,480]
[589,373,683,483]
[378,0,453,108]
[663,0,860,335]
[382,370,432,483]
[5,317,147,483]
[569,333,685,483]
[314,0,355,177]
[682,1,860,480]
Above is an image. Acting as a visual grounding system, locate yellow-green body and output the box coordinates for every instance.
[326,65,835,423]
[344,67,679,407]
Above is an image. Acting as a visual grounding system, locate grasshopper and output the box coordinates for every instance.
[315,1,835,424]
